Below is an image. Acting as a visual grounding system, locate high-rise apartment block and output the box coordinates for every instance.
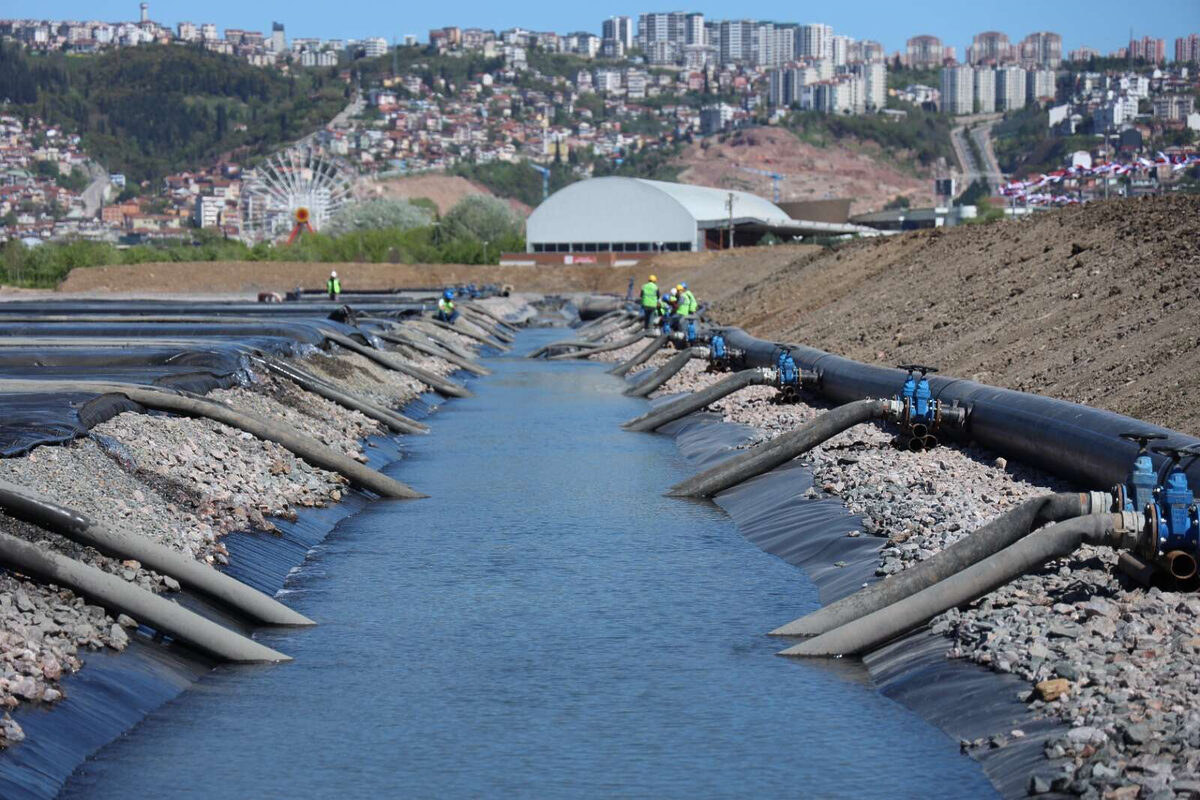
[905,35,943,68]
[797,23,832,60]
[1175,34,1199,63]
[941,66,974,115]
[1129,36,1166,63]
[602,16,634,51]
[995,65,1027,110]
[973,67,995,112]
[1018,32,1062,67]
[968,31,1011,65]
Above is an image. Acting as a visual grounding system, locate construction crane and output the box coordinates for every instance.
[736,165,787,203]
[529,163,551,202]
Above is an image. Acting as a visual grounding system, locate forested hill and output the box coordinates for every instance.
[0,42,348,182]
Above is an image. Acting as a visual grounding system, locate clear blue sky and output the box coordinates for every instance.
[8,0,1198,55]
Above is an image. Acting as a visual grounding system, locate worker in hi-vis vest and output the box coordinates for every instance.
[680,283,697,316]
[326,270,341,301]
[640,274,659,328]
[436,289,459,324]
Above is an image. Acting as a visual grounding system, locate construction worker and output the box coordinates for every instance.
[640,274,659,328]
[326,270,341,301]
[680,282,698,316]
[436,289,459,323]
[660,289,681,330]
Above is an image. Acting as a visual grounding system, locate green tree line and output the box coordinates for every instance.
[1,196,524,288]
[0,41,347,183]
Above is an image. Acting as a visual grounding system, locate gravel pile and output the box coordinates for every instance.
[0,337,468,748]
[643,356,1200,796]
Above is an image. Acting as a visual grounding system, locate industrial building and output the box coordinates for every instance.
[519,177,871,264]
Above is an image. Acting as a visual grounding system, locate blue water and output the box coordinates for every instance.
[63,330,994,799]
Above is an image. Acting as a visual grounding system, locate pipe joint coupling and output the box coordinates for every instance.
[883,398,906,421]
[1086,491,1114,515]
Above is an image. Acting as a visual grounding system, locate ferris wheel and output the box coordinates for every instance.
[238,146,358,244]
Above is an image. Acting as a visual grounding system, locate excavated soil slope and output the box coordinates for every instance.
[709,195,1200,436]
[56,246,817,302]
[676,127,933,215]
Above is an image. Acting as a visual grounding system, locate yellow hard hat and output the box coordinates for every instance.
[649,274,657,282]
[675,284,684,292]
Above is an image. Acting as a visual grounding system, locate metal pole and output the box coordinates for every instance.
[726,192,735,249]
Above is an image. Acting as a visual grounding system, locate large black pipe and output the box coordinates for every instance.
[717,328,1200,490]
[623,368,774,432]
[623,348,706,398]
[781,512,1142,657]
[668,398,894,498]
[609,332,669,377]
[772,491,1110,637]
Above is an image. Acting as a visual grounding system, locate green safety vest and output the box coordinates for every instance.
[327,277,341,294]
[640,281,658,307]
[682,290,697,314]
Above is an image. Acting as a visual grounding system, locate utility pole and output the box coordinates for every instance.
[726,192,735,249]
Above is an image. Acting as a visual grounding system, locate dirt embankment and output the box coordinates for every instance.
[56,245,819,303]
[675,127,933,215]
[709,195,1200,436]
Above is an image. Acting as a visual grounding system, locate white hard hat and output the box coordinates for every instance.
[331,270,338,277]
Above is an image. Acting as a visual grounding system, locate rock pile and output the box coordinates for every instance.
[639,352,1200,795]
[0,329,481,747]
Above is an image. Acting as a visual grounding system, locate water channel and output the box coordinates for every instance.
[63,329,994,798]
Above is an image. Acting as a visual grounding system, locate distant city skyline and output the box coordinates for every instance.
[3,0,1196,57]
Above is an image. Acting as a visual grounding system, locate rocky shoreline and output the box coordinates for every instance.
[611,334,1200,799]
[0,301,518,751]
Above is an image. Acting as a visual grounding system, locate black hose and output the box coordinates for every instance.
[526,339,604,359]
[0,380,426,499]
[609,332,670,377]
[624,348,706,398]
[0,530,290,663]
[376,330,491,376]
[548,331,647,360]
[623,369,774,432]
[0,477,314,627]
[259,358,430,435]
[772,492,1108,637]
[426,317,510,351]
[668,399,891,498]
[460,307,515,343]
[324,332,473,399]
[405,321,479,361]
[781,512,1141,657]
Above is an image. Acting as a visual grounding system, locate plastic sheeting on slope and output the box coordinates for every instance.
[660,412,1066,799]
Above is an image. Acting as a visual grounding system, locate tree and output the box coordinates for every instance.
[440,195,522,243]
[324,199,433,235]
